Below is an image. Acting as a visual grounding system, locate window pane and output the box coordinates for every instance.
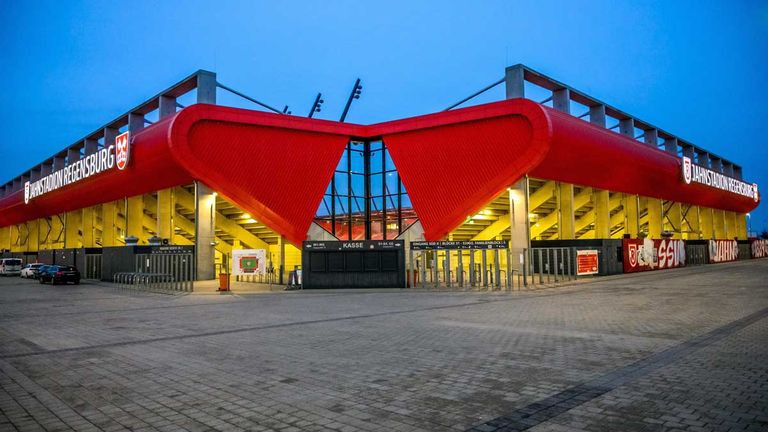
[385,194,398,211]
[336,150,348,171]
[334,172,348,195]
[384,148,396,171]
[370,173,383,196]
[350,173,364,196]
[385,172,398,195]
[369,196,383,213]
[370,149,383,174]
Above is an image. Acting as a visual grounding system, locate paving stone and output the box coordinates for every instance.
[0,260,766,431]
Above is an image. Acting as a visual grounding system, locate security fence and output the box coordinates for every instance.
[113,251,194,293]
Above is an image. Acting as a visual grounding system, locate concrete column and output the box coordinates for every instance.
[713,210,726,239]
[663,137,678,155]
[722,162,734,177]
[504,65,525,99]
[508,178,530,274]
[686,206,702,240]
[84,138,99,155]
[101,202,119,246]
[711,157,723,173]
[735,214,747,240]
[619,118,635,137]
[724,211,738,239]
[557,183,575,239]
[30,167,42,182]
[696,150,711,168]
[552,88,570,113]
[194,182,216,280]
[647,200,663,238]
[67,147,80,165]
[593,190,610,239]
[104,126,119,148]
[589,105,606,127]
[159,95,177,117]
[64,211,81,248]
[277,235,286,284]
[733,166,743,179]
[643,129,658,148]
[197,71,218,104]
[10,225,20,252]
[665,202,682,238]
[624,194,640,237]
[682,145,695,160]
[0,226,10,251]
[700,207,714,239]
[26,220,39,252]
[40,161,52,177]
[157,189,174,241]
[125,195,145,243]
[82,207,95,247]
[53,155,65,171]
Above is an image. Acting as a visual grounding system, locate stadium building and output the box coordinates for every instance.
[0,65,762,289]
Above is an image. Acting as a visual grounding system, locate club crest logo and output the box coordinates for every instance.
[682,156,692,184]
[754,183,759,203]
[628,244,637,267]
[115,132,130,171]
[24,181,30,204]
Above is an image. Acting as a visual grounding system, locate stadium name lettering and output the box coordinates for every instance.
[682,157,758,202]
[24,145,115,204]
[24,132,130,204]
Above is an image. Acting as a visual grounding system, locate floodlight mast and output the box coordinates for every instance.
[339,78,362,123]
[308,93,323,118]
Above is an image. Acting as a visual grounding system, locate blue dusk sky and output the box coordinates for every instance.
[1,1,766,232]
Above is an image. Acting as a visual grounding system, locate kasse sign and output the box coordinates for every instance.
[24,132,130,204]
[682,156,758,203]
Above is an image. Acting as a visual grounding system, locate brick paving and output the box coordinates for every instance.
[0,260,766,431]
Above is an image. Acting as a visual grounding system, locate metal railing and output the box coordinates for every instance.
[407,246,581,292]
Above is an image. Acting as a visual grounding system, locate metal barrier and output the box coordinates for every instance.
[408,241,531,291]
[686,245,707,266]
[112,252,194,293]
[84,254,102,279]
[529,247,575,286]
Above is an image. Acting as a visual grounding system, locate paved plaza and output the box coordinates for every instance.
[1,260,767,432]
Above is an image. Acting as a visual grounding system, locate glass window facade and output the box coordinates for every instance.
[314,140,417,240]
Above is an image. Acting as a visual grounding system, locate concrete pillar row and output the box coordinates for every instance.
[195,182,217,280]
[557,183,575,240]
[643,129,658,148]
[619,118,634,138]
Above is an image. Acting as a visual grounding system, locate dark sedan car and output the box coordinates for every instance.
[38,265,81,285]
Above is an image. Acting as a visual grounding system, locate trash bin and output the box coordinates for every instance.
[218,273,230,291]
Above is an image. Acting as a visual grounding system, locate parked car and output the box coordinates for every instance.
[0,258,23,276]
[38,265,81,285]
[20,263,45,279]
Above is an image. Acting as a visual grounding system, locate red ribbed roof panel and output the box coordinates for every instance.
[380,99,552,240]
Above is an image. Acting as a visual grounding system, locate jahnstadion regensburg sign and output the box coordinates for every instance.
[24,132,130,204]
[682,156,758,203]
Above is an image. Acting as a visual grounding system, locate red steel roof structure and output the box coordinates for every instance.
[0,98,759,245]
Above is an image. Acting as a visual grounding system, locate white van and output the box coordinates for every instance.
[0,258,23,276]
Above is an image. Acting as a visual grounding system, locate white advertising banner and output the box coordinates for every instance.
[232,249,267,276]
[708,240,739,263]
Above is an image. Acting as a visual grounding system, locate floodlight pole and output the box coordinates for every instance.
[339,78,362,123]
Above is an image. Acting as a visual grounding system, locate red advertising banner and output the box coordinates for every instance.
[576,250,599,275]
[708,239,739,263]
[751,239,768,259]
[623,238,686,273]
